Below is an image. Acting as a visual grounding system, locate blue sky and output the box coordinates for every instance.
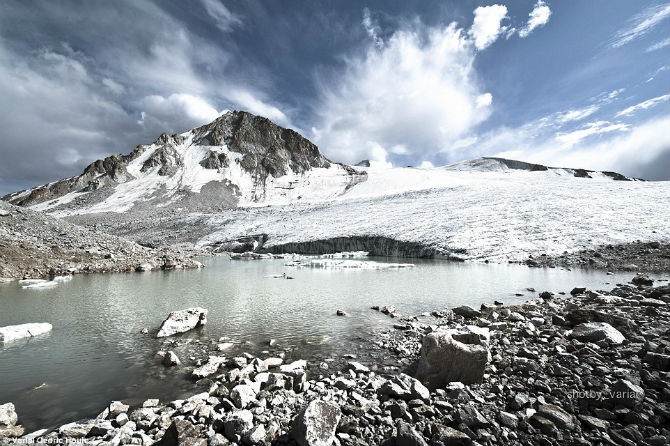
[0,0,668,194]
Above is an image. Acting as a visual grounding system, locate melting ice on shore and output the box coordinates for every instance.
[285,258,414,270]
[19,275,72,289]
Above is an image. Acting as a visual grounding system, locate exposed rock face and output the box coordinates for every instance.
[569,322,625,345]
[156,308,208,338]
[197,111,331,179]
[0,323,52,343]
[290,400,341,446]
[415,326,489,388]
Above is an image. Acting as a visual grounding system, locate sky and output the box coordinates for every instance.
[0,0,668,194]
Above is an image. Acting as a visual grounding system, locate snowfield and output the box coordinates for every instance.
[196,166,670,262]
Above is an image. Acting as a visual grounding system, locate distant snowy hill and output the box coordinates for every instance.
[3,111,668,262]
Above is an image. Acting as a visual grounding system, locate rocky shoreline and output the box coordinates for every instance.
[0,201,204,281]
[520,241,670,272]
[1,274,668,446]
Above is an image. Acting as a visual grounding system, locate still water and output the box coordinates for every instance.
[0,256,646,430]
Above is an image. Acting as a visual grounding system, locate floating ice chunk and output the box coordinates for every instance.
[286,259,414,270]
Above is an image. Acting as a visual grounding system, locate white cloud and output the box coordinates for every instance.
[519,0,552,38]
[200,0,241,33]
[611,4,670,48]
[476,92,493,108]
[523,117,670,178]
[469,4,508,50]
[615,94,670,117]
[646,37,670,52]
[313,22,490,166]
[556,105,599,123]
[225,89,289,126]
[138,93,221,130]
[418,161,434,168]
[555,121,629,146]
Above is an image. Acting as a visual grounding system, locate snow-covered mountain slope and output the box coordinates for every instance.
[193,167,668,261]
[2,111,367,215]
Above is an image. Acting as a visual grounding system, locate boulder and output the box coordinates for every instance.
[290,400,341,446]
[415,326,489,388]
[192,356,226,379]
[452,306,481,319]
[631,274,653,286]
[569,322,625,345]
[0,323,52,343]
[155,419,206,446]
[156,308,208,338]
[222,410,253,441]
[230,384,257,409]
[0,403,18,427]
[379,374,430,402]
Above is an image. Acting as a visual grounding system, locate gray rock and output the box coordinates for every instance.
[569,322,625,345]
[163,350,181,367]
[430,425,472,446]
[384,422,428,446]
[290,400,341,446]
[223,410,253,441]
[529,414,557,435]
[0,403,18,427]
[0,323,52,343]
[415,326,489,388]
[452,306,481,319]
[536,404,575,430]
[380,374,430,402]
[108,401,129,418]
[58,422,93,438]
[610,379,644,408]
[230,384,257,409]
[346,361,370,373]
[631,274,653,286]
[0,425,24,439]
[192,356,226,379]
[457,404,490,429]
[244,424,266,445]
[155,419,206,446]
[578,414,610,431]
[644,352,670,371]
[157,308,208,338]
[497,411,518,429]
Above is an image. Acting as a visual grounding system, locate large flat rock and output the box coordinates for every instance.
[156,308,208,338]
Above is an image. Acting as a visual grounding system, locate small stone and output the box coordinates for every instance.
[163,350,181,367]
[610,379,644,408]
[497,411,518,429]
[536,404,575,430]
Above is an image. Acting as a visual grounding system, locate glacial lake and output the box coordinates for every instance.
[0,256,658,431]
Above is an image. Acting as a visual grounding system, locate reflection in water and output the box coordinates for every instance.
[0,257,649,430]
